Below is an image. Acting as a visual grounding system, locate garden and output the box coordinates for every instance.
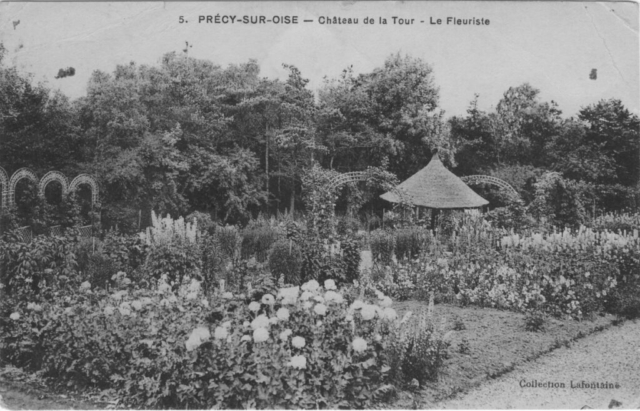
[1,43,640,409]
[1,180,639,408]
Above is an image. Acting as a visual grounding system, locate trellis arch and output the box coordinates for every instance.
[8,168,39,207]
[39,171,69,200]
[328,171,369,191]
[0,166,8,210]
[460,175,522,203]
[69,174,99,206]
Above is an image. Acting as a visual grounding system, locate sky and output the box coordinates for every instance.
[0,1,638,118]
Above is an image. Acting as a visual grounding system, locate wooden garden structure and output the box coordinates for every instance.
[379,151,489,229]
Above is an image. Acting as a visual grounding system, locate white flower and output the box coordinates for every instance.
[118,307,131,316]
[167,294,178,303]
[379,296,393,307]
[186,291,198,300]
[65,307,75,316]
[300,291,313,301]
[301,280,319,292]
[241,335,251,342]
[123,278,131,285]
[303,301,313,309]
[249,302,261,312]
[316,320,323,327]
[222,292,233,299]
[32,304,42,312]
[119,301,131,311]
[314,303,327,316]
[201,298,210,308]
[374,290,384,299]
[375,334,382,342]
[131,301,143,311]
[360,304,377,321]
[141,297,153,306]
[279,329,292,341]
[104,306,115,315]
[277,286,299,305]
[350,300,364,310]
[10,312,20,320]
[222,321,232,329]
[324,279,337,290]
[80,281,91,291]
[382,307,397,320]
[186,326,210,351]
[345,314,353,322]
[352,337,368,353]
[314,295,325,303]
[276,307,290,321]
[291,336,306,348]
[269,317,279,325]
[110,290,127,301]
[214,326,228,340]
[251,314,270,330]
[253,327,269,343]
[189,279,201,293]
[243,321,251,328]
[324,291,344,304]
[261,294,275,305]
[158,282,171,293]
[288,355,307,369]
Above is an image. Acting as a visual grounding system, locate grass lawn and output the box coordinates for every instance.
[390,301,617,408]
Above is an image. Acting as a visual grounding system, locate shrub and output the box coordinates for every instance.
[394,228,426,261]
[385,307,449,387]
[336,215,361,236]
[0,230,78,296]
[524,310,546,332]
[268,239,303,285]
[241,224,282,262]
[370,230,395,265]
[214,225,241,262]
[341,236,361,284]
[146,241,201,287]
[102,231,148,273]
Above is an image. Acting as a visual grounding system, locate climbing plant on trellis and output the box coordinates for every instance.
[460,175,522,203]
[301,162,400,239]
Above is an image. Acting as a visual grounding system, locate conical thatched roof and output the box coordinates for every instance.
[380,151,488,209]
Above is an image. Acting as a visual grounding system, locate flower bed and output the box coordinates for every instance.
[1,273,450,409]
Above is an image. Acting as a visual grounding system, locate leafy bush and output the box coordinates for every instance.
[0,230,78,296]
[385,307,449,387]
[102,231,148,273]
[524,310,546,332]
[370,230,395,265]
[394,228,426,261]
[214,225,242,262]
[336,215,361,236]
[241,224,282,262]
[146,241,201,287]
[268,239,303,285]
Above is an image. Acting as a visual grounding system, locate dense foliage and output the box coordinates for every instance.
[2,43,637,231]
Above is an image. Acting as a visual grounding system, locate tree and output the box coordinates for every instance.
[577,99,639,187]
[318,54,451,181]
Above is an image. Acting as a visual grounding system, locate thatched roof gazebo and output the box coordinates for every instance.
[380,150,488,228]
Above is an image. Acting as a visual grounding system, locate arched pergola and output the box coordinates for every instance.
[39,171,69,200]
[460,175,522,203]
[0,166,8,211]
[69,174,99,206]
[8,168,39,208]
[328,171,369,191]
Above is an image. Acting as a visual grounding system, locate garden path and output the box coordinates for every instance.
[437,319,640,409]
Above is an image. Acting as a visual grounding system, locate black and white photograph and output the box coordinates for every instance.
[0,1,638,409]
